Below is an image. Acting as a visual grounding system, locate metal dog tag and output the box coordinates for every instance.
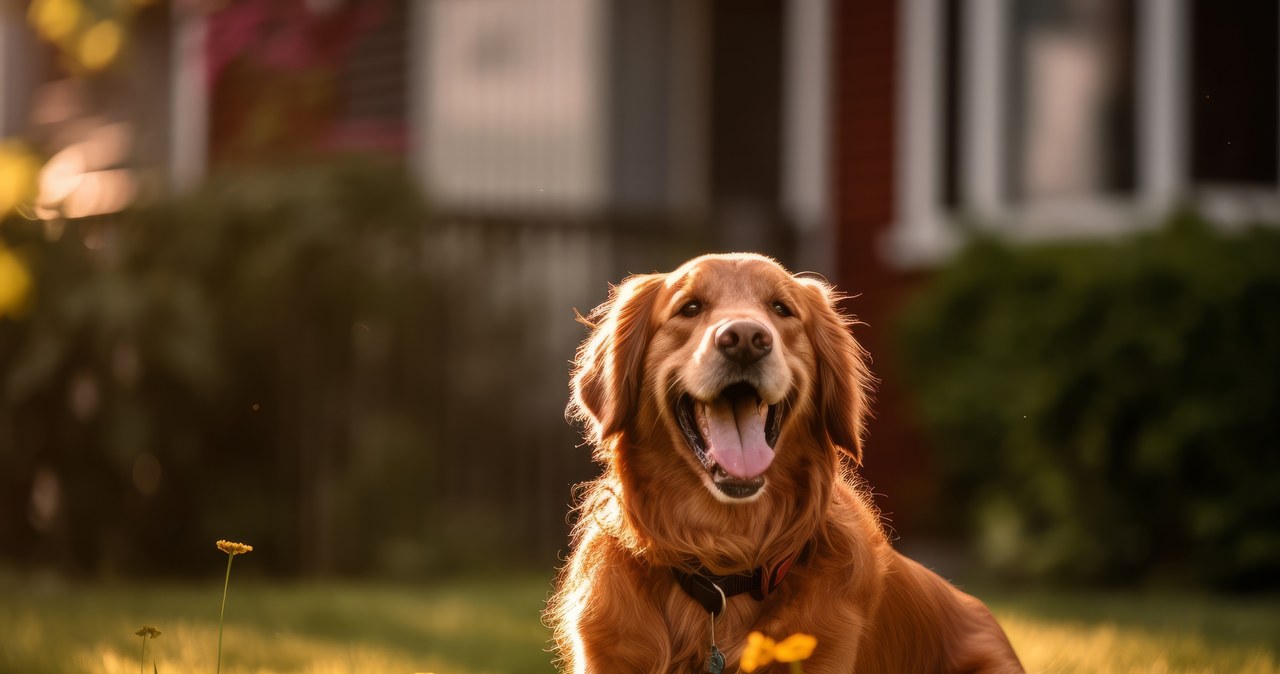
[707,645,725,674]
[706,610,725,674]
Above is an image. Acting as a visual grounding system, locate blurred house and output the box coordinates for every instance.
[6,0,1273,315]
[3,0,836,391]
[2,0,1277,561]
[834,0,1279,527]
[2,0,833,256]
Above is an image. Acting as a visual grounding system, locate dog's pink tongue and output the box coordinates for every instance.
[700,396,774,479]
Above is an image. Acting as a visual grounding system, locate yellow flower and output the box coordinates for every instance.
[78,19,123,71]
[774,633,817,662]
[740,632,776,672]
[216,540,253,555]
[135,626,162,638]
[740,631,817,671]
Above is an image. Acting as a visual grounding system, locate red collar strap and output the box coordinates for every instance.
[671,546,806,616]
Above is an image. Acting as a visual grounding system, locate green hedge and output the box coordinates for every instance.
[895,214,1280,589]
[0,161,491,576]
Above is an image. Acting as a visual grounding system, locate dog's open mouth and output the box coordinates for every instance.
[676,382,784,499]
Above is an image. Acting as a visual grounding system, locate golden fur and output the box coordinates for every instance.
[547,253,1023,673]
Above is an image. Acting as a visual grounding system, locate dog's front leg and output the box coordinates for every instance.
[557,568,685,673]
[566,611,683,674]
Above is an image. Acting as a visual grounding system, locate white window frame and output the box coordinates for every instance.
[169,7,209,193]
[782,0,835,274]
[885,0,1280,268]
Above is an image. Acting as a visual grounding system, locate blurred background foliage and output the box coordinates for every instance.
[0,159,722,580]
[27,0,151,75]
[896,214,1280,590]
[1,161,447,576]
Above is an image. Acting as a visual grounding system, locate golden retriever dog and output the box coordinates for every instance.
[547,253,1023,673]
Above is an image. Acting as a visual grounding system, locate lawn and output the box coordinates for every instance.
[984,587,1280,674]
[1,574,1276,673]
[0,575,557,674]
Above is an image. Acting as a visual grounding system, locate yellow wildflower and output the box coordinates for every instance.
[740,632,775,672]
[135,626,161,638]
[774,633,818,662]
[740,631,817,671]
[216,540,253,555]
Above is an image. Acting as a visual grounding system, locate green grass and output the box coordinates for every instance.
[0,575,558,674]
[985,587,1280,674]
[1,575,1276,673]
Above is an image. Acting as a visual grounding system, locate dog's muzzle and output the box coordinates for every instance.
[676,382,784,499]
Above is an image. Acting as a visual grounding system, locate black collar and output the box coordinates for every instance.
[671,549,804,616]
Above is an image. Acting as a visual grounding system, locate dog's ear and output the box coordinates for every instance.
[570,273,666,445]
[795,277,875,466]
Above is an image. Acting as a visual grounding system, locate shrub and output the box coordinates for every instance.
[895,214,1280,589]
[0,160,518,576]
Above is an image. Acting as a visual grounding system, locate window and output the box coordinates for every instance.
[423,0,607,210]
[889,0,1280,268]
[1190,0,1278,186]
[1007,0,1135,201]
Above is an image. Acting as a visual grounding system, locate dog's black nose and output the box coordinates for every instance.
[715,320,773,364]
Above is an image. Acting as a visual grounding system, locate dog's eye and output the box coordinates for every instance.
[679,301,702,318]
[771,301,793,317]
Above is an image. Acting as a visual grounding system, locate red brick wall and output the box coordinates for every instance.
[831,0,938,533]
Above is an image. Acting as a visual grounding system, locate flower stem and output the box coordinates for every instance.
[216,553,234,674]
[790,663,802,674]
[139,635,146,674]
